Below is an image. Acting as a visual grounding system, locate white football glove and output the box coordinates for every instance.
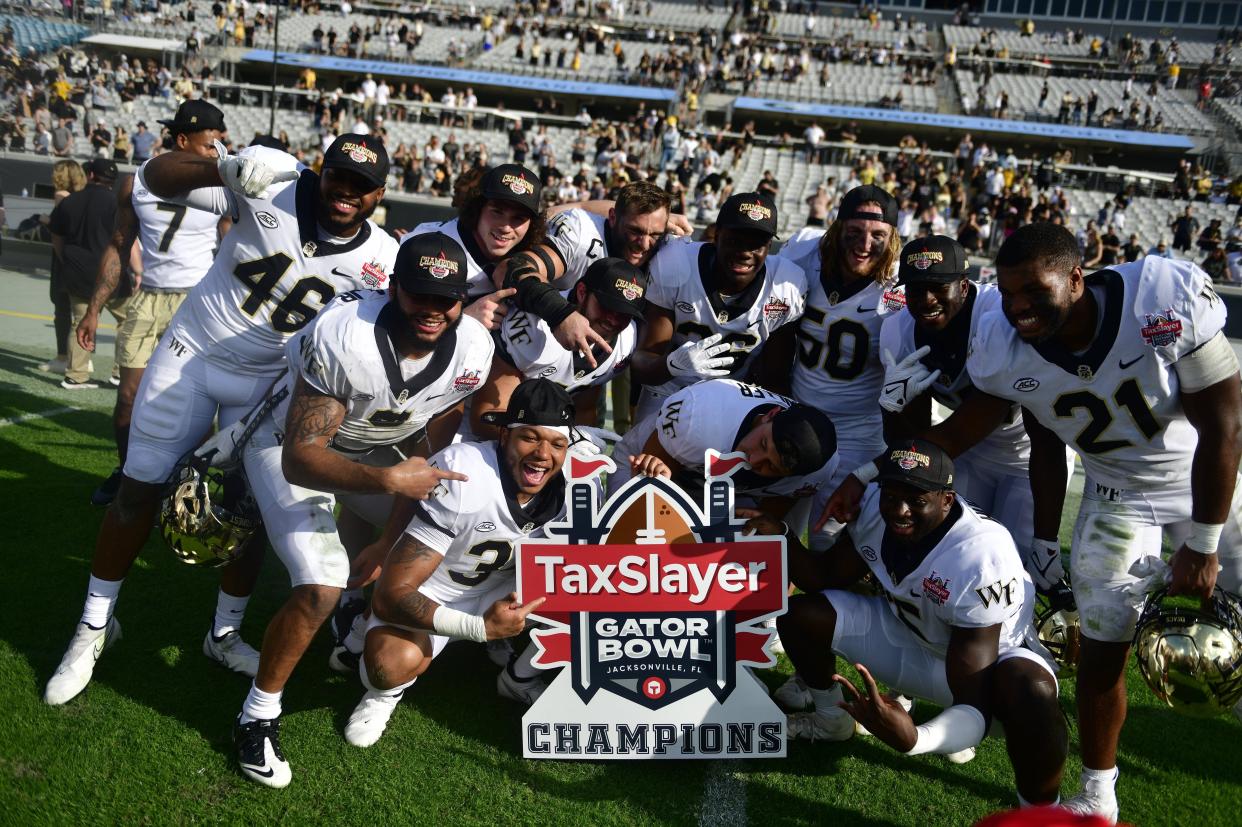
[1025,537,1065,592]
[667,333,734,380]
[878,345,942,413]
[192,416,250,471]
[214,140,299,198]
[1124,555,1172,599]
[567,426,622,461]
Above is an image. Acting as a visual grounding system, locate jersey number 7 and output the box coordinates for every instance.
[234,252,335,333]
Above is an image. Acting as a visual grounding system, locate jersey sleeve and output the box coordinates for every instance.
[645,239,693,310]
[940,530,1026,629]
[544,208,587,271]
[771,257,808,326]
[498,310,560,379]
[845,485,883,548]
[777,227,824,269]
[1140,257,1228,362]
[878,312,909,362]
[964,306,1016,401]
[295,305,354,399]
[136,161,237,217]
[404,447,474,553]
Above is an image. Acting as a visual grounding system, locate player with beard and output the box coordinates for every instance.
[822,223,1242,821]
[471,257,648,438]
[341,379,578,748]
[75,100,233,508]
[629,191,807,422]
[231,233,493,787]
[44,135,399,708]
[750,440,1066,809]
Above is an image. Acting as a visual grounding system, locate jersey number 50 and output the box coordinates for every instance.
[796,311,869,380]
[234,253,335,333]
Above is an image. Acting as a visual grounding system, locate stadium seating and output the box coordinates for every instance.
[0,14,88,53]
[727,63,937,110]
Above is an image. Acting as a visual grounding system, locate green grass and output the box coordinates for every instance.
[0,343,1240,825]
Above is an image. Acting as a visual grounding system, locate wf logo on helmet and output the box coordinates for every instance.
[516,450,788,759]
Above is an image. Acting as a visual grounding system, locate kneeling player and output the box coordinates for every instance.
[471,256,647,438]
[759,440,1066,807]
[611,378,838,518]
[342,379,576,747]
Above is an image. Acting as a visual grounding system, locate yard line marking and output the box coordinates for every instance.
[0,406,79,427]
[697,761,748,827]
[0,309,116,329]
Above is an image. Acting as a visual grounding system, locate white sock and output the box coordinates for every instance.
[1017,792,1059,808]
[808,684,844,715]
[342,614,367,655]
[239,681,283,724]
[510,642,541,680]
[213,590,251,637]
[1082,766,1119,795]
[360,659,415,697]
[81,575,123,629]
[339,588,364,606]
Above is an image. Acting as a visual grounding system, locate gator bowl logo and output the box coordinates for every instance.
[906,249,944,270]
[453,369,482,392]
[1140,308,1183,347]
[922,571,951,605]
[516,450,788,758]
[739,202,772,222]
[615,277,644,301]
[891,448,930,471]
[341,141,378,166]
[420,251,459,279]
[763,299,790,321]
[360,260,388,288]
[503,173,535,196]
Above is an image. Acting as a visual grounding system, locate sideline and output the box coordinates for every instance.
[0,406,80,428]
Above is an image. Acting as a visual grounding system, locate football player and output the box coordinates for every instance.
[753,440,1066,808]
[43,134,399,707]
[877,235,1050,544]
[611,379,839,516]
[470,257,647,438]
[75,100,233,507]
[493,179,671,370]
[231,232,493,788]
[827,223,1242,820]
[629,191,807,422]
[341,379,577,748]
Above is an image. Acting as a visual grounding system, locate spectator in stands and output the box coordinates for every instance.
[1082,225,1103,268]
[90,120,112,158]
[130,122,156,163]
[112,126,129,163]
[804,121,825,164]
[957,209,984,253]
[1148,238,1173,258]
[1099,224,1122,265]
[33,123,50,155]
[1122,233,1144,263]
[1171,205,1199,253]
[1228,243,1242,284]
[52,115,73,157]
[1198,218,1224,253]
[1202,244,1229,283]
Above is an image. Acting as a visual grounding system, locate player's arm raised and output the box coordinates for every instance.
[77,176,139,353]
[1173,349,1242,599]
[281,376,465,499]
[499,246,611,367]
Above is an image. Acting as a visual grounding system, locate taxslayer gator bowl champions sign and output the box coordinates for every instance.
[516,450,788,759]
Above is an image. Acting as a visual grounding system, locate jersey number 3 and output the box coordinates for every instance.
[449,540,513,587]
[234,253,335,333]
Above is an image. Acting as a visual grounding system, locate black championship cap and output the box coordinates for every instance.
[86,157,118,181]
[323,133,389,190]
[771,404,837,477]
[157,99,226,134]
[394,232,469,301]
[480,378,575,429]
[898,235,969,284]
[837,184,898,227]
[581,257,648,319]
[481,163,542,215]
[877,438,955,492]
[716,191,778,238]
[248,134,289,152]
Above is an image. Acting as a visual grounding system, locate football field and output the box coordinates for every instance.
[1,264,1240,825]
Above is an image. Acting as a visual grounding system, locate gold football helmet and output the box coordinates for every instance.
[1133,587,1242,717]
[161,456,261,567]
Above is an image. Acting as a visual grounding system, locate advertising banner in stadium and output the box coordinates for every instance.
[516,451,788,759]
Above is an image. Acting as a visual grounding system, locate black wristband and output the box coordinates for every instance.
[516,276,572,323]
[503,252,539,290]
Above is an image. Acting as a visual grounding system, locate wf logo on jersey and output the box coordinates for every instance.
[516,451,788,759]
[1141,308,1183,347]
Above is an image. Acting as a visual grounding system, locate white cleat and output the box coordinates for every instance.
[944,746,977,764]
[44,617,122,705]
[345,690,402,748]
[204,629,260,677]
[497,665,546,706]
[772,675,813,711]
[234,716,292,789]
[786,708,856,742]
[1060,790,1119,824]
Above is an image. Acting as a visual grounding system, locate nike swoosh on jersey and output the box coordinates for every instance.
[856,304,874,313]
[331,267,352,279]
[240,764,275,778]
[1119,355,1144,369]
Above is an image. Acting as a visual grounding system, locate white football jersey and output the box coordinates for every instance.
[780,227,904,454]
[286,289,495,455]
[543,207,612,290]
[968,258,1224,491]
[620,378,839,500]
[169,146,400,375]
[497,307,638,392]
[133,161,222,290]
[880,283,1029,468]
[406,216,495,300]
[848,484,1036,657]
[405,440,570,604]
[645,238,807,398]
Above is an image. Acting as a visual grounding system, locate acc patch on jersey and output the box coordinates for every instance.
[1140,308,1183,347]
